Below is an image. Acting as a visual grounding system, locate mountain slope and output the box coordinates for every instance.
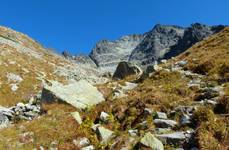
[0,26,105,107]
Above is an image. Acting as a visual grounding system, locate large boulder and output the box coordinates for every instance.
[138,132,164,150]
[113,61,142,79]
[41,80,105,109]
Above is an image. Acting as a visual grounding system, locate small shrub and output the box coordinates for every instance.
[215,96,229,114]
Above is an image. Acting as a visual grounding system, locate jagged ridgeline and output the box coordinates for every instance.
[65,23,225,72]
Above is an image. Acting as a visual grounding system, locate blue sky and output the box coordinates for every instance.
[0,0,228,54]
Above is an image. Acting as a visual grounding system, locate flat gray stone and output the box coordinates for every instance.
[156,132,187,145]
[41,80,105,109]
[153,119,177,128]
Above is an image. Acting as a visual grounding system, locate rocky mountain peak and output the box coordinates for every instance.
[89,34,144,72]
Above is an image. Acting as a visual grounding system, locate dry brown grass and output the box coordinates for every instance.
[0,40,69,106]
[0,103,80,150]
[178,27,229,82]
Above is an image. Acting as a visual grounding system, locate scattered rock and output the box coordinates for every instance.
[7,73,23,82]
[10,83,19,92]
[73,137,90,148]
[153,119,178,128]
[81,145,95,150]
[176,60,188,67]
[180,114,192,126]
[139,132,164,150]
[71,111,82,124]
[155,112,168,119]
[156,131,193,145]
[128,129,138,137]
[91,124,100,132]
[96,126,114,143]
[144,108,154,117]
[100,111,110,123]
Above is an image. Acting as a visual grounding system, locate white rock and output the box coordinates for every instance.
[153,119,177,128]
[7,73,23,82]
[155,112,167,119]
[100,111,109,122]
[140,132,164,150]
[81,145,95,150]
[161,59,167,64]
[71,111,82,124]
[91,124,100,132]
[128,129,138,137]
[41,80,105,109]
[10,84,18,91]
[73,137,90,147]
[144,108,154,116]
[96,126,114,143]
[16,102,25,108]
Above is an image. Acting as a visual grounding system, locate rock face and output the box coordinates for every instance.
[41,80,105,109]
[113,61,142,79]
[85,23,225,72]
[89,35,144,72]
[129,23,225,67]
[129,24,185,67]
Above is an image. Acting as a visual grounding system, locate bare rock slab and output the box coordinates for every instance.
[41,80,105,109]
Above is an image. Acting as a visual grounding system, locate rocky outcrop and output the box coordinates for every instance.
[41,80,105,109]
[89,35,144,72]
